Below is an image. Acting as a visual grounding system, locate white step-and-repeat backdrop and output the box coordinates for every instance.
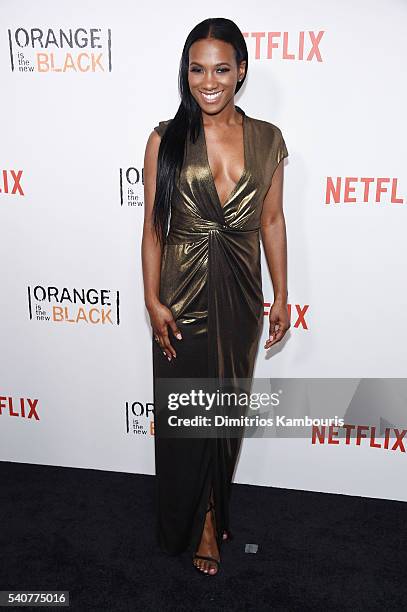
[1,1,406,502]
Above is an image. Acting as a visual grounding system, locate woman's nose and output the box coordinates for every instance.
[202,71,217,88]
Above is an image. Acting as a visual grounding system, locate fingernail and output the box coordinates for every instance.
[175,333,182,340]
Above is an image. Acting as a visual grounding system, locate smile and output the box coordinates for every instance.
[200,90,223,102]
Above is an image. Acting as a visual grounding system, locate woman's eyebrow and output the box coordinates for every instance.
[189,61,232,67]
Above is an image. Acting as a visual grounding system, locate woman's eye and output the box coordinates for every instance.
[189,67,230,73]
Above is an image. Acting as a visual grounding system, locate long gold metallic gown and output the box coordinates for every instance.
[152,105,288,555]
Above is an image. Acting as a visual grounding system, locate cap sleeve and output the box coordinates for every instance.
[153,119,171,138]
[276,129,288,165]
[264,124,289,192]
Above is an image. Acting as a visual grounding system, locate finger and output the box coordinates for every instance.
[265,327,287,348]
[161,329,176,359]
[168,319,183,340]
[155,334,167,356]
[264,321,277,348]
[159,339,171,360]
[153,331,163,347]
[156,330,170,359]
[162,340,176,359]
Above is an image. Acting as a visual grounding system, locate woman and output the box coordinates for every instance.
[142,17,290,576]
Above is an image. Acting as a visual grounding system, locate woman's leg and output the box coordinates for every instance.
[193,486,220,574]
[153,321,217,555]
[152,319,242,567]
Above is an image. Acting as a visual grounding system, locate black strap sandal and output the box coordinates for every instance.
[193,501,221,576]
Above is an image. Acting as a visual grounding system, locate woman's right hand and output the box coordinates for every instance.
[148,301,183,360]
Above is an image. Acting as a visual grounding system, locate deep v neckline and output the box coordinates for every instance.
[201,105,247,211]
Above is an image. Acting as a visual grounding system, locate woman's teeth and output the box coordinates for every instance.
[200,90,223,103]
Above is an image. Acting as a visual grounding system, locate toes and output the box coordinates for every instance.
[193,556,219,575]
[194,558,207,573]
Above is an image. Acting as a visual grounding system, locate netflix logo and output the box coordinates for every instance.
[312,423,407,452]
[243,30,325,62]
[325,177,404,205]
[264,302,309,330]
[0,396,39,420]
[0,169,24,197]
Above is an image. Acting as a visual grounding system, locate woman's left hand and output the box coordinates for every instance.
[264,301,290,349]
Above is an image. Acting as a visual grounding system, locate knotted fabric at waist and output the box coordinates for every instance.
[166,215,260,245]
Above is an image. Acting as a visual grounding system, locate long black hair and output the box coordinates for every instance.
[152,17,248,247]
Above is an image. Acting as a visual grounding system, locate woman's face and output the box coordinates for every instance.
[188,38,246,113]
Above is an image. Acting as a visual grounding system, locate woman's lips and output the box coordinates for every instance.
[200,90,224,103]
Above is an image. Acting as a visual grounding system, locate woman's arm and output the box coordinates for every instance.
[142,130,163,311]
[260,160,290,349]
[141,130,182,360]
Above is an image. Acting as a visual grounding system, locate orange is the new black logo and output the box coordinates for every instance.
[27,285,120,325]
[125,401,155,437]
[119,166,144,207]
[8,27,112,73]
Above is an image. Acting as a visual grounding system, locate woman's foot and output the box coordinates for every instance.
[193,503,220,575]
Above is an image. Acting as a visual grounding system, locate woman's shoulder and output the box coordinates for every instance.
[246,114,289,163]
[247,114,285,140]
[153,118,172,138]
